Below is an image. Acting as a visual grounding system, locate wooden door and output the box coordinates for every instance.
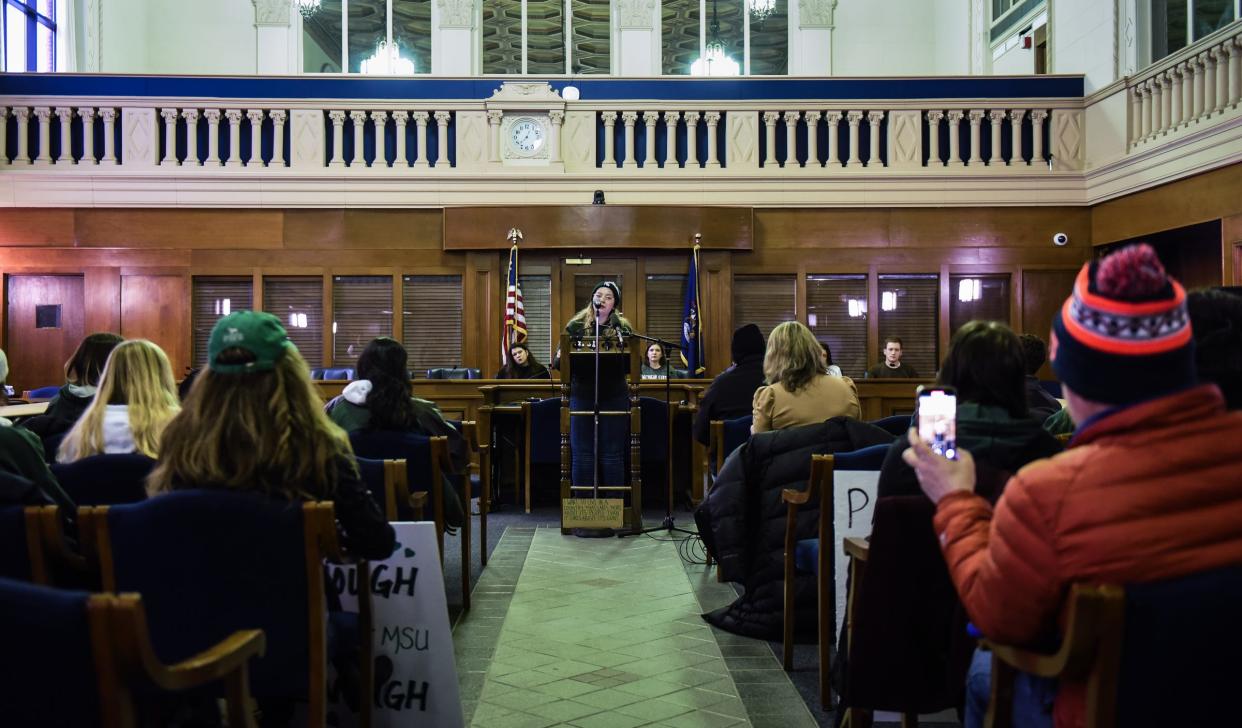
[5,275,85,391]
[1021,269,1079,380]
[121,275,191,379]
[559,259,640,334]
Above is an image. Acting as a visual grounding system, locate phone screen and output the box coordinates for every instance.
[918,387,958,460]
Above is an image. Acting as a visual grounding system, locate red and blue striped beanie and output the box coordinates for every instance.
[1051,243,1195,405]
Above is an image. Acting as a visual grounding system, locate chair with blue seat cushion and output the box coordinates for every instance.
[84,491,367,726]
[867,414,912,438]
[320,367,355,380]
[985,565,1242,728]
[426,367,480,380]
[24,385,60,399]
[780,443,890,707]
[51,453,156,506]
[0,504,44,583]
[521,397,564,513]
[310,368,326,380]
[0,577,265,728]
[349,430,468,610]
[709,414,753,483]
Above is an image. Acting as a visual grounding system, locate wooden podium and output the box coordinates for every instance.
[559,333,644,533]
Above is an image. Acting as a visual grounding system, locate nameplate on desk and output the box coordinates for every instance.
[562,498,624,529]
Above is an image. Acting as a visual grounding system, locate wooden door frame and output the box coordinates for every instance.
[559,258,641,333]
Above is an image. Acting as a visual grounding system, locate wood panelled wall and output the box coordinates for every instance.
[0,163,1237,389]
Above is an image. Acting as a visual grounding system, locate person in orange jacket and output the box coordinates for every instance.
[903,243,1242,728]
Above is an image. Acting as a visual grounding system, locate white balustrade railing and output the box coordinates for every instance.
[1127,22,1241,149]
[0,105,118,166]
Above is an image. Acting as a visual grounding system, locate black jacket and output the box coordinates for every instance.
[1024,375,1063,423]
[876,402,1063,501]
[495,362,551,380]
[694,417,895,639]
[692,355,765,445]
[18,384,93,440]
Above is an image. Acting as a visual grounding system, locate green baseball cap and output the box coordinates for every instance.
[208,311,296,374]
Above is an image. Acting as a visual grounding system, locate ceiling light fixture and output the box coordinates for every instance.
[294,0,321,20]
[691,0,741,76]
[361,39,415,75]
[749,0,776,25]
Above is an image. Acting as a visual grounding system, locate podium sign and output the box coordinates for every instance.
[562,497,625,529]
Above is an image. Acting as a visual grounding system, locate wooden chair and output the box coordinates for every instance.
[0,503,53,583]
[709,414,752,486]
[355,456,429,521]
[780,444,888,708]
[449,419,489,570]
[0,577,266,728]
[51,453,156,506]
[350,431,471,610]
[985,565,1242,728]
[82,492,373,728]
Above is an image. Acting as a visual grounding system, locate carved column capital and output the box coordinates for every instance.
[550,109,566,125]
[78,107,97,121]
[683,111,701,123]
[246,109,265,124]
[252,0,290,25]
[181,108,200,122]
[268,109,287,123]
[486,110,504,125]
[203,109,222,123]
[704,111,722,125]
[98,108,117,121]
[616,0,655,29]
[846,110,865,125]
[803,110,822,122]
[783,110,801,123]
[946,109,964,123]
[926,110,945,123]
[33,107,52,121]
[867,110,885,126]
[1157,72,1171,89]
[54,107,75,122]
[799,0,838,28]
[1210,45,1229,63]
[413,111,431,125]
[988,109,1007,123]
[438,0,475,28]
[433,111,452,125]
[1029,109,1049,123]
[762,111,781,127]
[224,109,243,123]
[328,110,346,124]
[825,110,843,123]
[369,110,388,123]
[392,110,409,126]
[348,110,368,124]
[621,111,639,126]
[640,110,658,126]
[602,111,618,127]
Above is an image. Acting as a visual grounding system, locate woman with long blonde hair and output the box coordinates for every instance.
[752,321,860,433]
[57,339,180,462]
[148,311,393,559]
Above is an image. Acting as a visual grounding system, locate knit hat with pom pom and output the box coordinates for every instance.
[1051,243,1195,405]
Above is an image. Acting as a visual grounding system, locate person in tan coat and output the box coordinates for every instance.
[752,321,860,433]
[903,244,1242,728]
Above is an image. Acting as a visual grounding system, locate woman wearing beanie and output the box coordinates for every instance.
[562,281,632,488]
[904,244,1242,728]
[324,336,467,528]
[149,311,394,560]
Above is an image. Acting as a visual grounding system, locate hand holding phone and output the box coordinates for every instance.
[917,385,958,460]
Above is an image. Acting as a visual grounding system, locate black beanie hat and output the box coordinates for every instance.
[731,323,765,362]
[593,281,622,310]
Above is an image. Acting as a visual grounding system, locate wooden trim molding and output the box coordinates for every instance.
[442,206,753,250]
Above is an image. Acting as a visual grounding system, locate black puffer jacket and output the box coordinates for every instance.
[694,417,894,639]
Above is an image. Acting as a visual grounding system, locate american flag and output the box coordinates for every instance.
[501,243,527,366]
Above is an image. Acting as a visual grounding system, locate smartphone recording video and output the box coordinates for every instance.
[917,386,958,460]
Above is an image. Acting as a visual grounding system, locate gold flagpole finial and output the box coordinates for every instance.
[507,227,524,245]
[692,232,702,250]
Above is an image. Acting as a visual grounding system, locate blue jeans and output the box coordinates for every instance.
[965,647,1056,728]
[570,394,628,488]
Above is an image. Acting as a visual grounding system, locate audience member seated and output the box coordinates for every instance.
[752,321,860,433]
[0,427,74,510]
[878,321,1062,500]
[1018,333,1063,423]
[325,336,466,528]
[865,336,920,378]
[693,323,766,446]
[903,244,1242,728]
[494,342,550,380]
[20,333,124,441]
[695,417,893,639]
[1187,287,1242,409]
[56,340,180,464]
[640,342,681,380]
[820,341,843,377]
[148,310,394,559]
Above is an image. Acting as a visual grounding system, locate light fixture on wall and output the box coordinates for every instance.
[748,0,776,25]
[361,39,415,75]
[957,278,982,303]
[691,0,740,77]
[294,0,321,20]
[881,290,898,312]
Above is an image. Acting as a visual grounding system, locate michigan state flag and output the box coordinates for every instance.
[680,244,705,375]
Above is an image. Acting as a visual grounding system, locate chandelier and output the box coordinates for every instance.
[361,39,415,75]
[690,0,740,76]
[749,0,776,25]
[294,0,321,20]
